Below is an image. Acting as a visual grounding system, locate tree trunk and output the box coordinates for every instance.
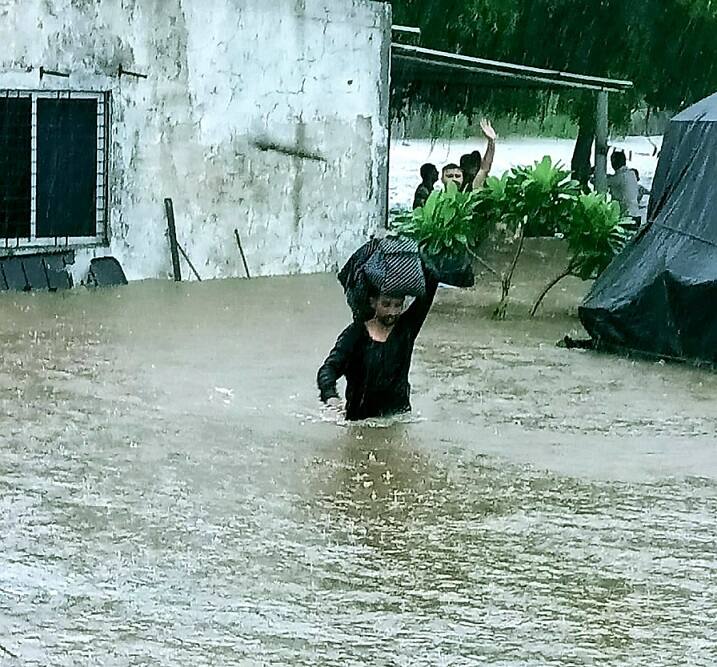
[466,248,500,278]
[529,267,573,318]
[571,102,596,190]
[493,222,526,320]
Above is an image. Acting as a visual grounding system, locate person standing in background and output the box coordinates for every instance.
[607,150,643,230]
[463,118,497,192]
[412,163,439,210]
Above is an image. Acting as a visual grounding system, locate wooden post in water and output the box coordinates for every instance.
[164,198,182,281]
[594,90,609,193]
[234,228,251,278]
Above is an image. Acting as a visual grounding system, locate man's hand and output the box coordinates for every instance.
[480,118,497,141]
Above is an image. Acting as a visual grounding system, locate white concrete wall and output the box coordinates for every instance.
[0,0,391,281]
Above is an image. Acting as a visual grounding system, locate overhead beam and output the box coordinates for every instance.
[393,55,628,93]
[392,44,633,94]
[392,25,421,35]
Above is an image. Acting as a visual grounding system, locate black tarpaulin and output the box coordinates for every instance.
[579,92,717,363]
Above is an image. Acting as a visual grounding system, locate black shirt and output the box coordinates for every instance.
[317,279,438,421]
[413,183,432,210]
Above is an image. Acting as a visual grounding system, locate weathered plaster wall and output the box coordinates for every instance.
[0,0,391,281]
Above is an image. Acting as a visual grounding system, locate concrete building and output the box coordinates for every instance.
[0,0,391,283]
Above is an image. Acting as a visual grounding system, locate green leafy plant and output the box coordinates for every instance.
[393,156,630,320]
[392,181,492,256]
[566,193,629,279]
[501,156,582,237]
[529,192,629,316]
[478,157,581,317]
[392,181,504,286]
[474,160,629,318]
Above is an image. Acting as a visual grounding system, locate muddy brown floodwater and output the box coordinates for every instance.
[2,245,717,665]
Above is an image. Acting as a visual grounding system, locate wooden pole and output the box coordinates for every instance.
[595,90,609,193]
[177,243,202,281]
[164,198,182,281]
[234,228,251,278]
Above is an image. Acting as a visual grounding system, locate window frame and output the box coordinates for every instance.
[0,89,110,250]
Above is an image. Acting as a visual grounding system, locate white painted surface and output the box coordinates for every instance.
[0,0,390,281]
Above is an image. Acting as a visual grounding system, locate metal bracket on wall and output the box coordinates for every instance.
[118,64,148,80]
[39,66,70,80]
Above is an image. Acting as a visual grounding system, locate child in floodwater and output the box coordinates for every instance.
[317,278,438,421]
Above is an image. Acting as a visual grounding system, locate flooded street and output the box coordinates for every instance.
[2,262,717,665]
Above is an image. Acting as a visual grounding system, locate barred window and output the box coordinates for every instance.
[0,90,109,248]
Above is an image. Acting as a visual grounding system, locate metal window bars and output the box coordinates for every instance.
[0,89,109,249]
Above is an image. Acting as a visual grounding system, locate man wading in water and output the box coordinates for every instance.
[317,277,438,421]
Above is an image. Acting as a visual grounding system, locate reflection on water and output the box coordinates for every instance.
[1,274,716,665]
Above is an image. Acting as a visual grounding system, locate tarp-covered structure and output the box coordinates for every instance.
[580,92,717,363]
